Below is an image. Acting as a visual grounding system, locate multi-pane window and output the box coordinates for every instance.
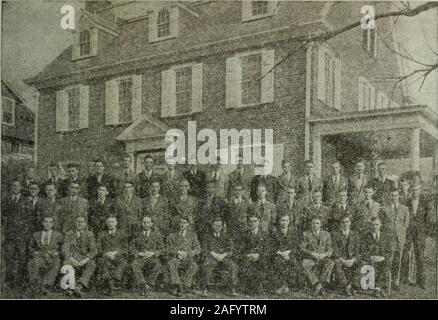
[79,30,91,56]
[2,97,15,125]
[175,67,192,115]
[241,53,262,105]
[67,88,80,130]
[324,53,336,107]
[157,9,170,38]
[119,78,133,123]
[252,1,268,16]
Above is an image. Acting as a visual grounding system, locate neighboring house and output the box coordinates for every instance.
[1,79,35,160]
[24,1,438,180]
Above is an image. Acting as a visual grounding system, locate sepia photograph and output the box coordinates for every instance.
[0,0,437,302]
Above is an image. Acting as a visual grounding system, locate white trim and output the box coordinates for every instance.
[1,96,16,126]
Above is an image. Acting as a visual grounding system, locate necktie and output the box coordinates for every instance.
[77,231,82,239]
[308,176,313,190]
[43,232,50,246]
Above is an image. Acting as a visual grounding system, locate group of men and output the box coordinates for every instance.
[1,154,435,298]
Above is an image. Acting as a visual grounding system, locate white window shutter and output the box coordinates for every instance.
[79,85,89,129]
[191,63,203,113]
[261,49,275,104]
[72,32,80,60]
[241,1,252,22]
[132,75,143,121]
[170,6,179,38]
[357,78,364,111]
[56,90,69,132]
[373,30,378,57]
[334,58,342,111]
[148,11,158,43]
[376,90,385,109]
[161,69,176,117]
[225,56,242,109]
[90,28,98,56]
[369,85,376,110]
[317,45,326,102]
[105,80,119,125]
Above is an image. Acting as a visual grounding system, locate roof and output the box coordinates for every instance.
[26,1,328,87]
[1,79,25,104]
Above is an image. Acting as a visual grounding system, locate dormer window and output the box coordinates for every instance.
[79,30,91,56]
[2,97,15,126]
[157,9,171,38]
[242,1,277,22]
[252,1,269,16]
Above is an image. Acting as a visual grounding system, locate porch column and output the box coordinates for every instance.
[409,128,420,171]
[433,145,438,175]
[312,134,322,179]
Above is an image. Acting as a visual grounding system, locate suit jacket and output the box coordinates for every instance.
[165,231,201,258]
[275,173,295,202]
[227,168,252,200]
[240,229,268,257]
[87,173,117,200]
[29,230,63,258]
[347,174,368,205]
[183,170,207,199]
[380,204,410,247]
[23,196,46,234]
[398,190,411,207]
[323,174,348,206]
[130,229,164,256]
[207,170,228,199]
[276,197,303,234]
[248,200,277,233]
[196,195,227,237]
[406,195,433,234]
[58,196,89,233]
[114,195,143,236]
[296,174,322,204]
[269,226,299,257]
[62,229,97,261]
[224,197,249,240]
[97,229,129,258]
[353,200,381,233]
[332,230,361,261]
[89,198,114,236]
[160,170,181,200]
[38,197,62,230]
[302,203,330,232]
[250,175,277,202]
[168,195,198,232]
[142,195,170,236]
[40,177,64,198]
[21,178,40,197]
[58,177,87,198]
[327,203,356,233]
[201,231,234,259]
[1,194,29,240]
[115,169,139,197]
[300,230,333,259]
[137,170,161,198]
[360,230,392,261]
[370,177,396,206]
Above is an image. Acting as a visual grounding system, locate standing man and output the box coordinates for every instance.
[142,180,170,237]
[398,177,411,205]
[302,190,330,233]
[137,155,161,199]
[39,183,62,230]
[21,166,39,197]
[208,158,228,199]
[275,160,294,202]
[225,183,250,243]
[248,184,277,233]
[370,162,395,206]
[227,155,252,201]
[296,160,322,205]
[168,179,198,232]
[380,189,410,291]
[89,185,114,236]
[347,159,368,206]
[114,181,143,240]
[58,182,89,233]
[24,182,45,235]
[41,162,64,197]
[250,162,276,203]
[276,184,303,233]
[300,217,334,296]
[97,215,129,296]
[87,159,117,200]
[323,160,347,207]
[353,184,381,233]
[327,189,355,233]
[27,215,63,296]
[59,163,86,198]
[183,163,207,199]
[116,153,138,196]
[160,158,180,200]
[165,215,201,297]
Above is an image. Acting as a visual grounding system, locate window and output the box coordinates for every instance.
[252,1,268,16]
[175,67,192,115]
[56,85,89,132]
[118,78,133,123]
[157,9,170,38]
[317,45,341,110]
[242,1,277,22]
[324,53,336,108]
[2,97,15,125]
[79,30,91,56]
[67,88,80,130]
[241,53,262,106]
[357,77,375,111]
[362,28,377,57]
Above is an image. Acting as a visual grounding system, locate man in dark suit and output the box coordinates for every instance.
[401,183,433,289]
[160,159,180,200]
[58,182,89,233]
[58,163,86,198]
[347,159,368,206]
[353,184,381,233]
[323,160,347,207]
[23,182,46,235]
[328,189,355,233]
[40,162,64,198]
[87,159,117,200]
[115,153,138,197]
[224,183,249,243]
[89,185,114,236]
[130,215,164,295]
[62,216,97,297]
[270,213,301,295]
[370,162,395,206]
[250,162,276,202]
[39,183,62,231]
[165,215,201,297]
[27,216,63,296]
[208,159,228,199]
[398,177,411,206]
[248,183,277,233]
[332,215,361,296]
[21,166,39,197]
[168,179,198,232]
[142,180,171,237]
[137,155,161,199]
[183,163,207,199]
[239,214,269,295]
[227,155,252,201]
[114,181,143,239]
[200,217,238,296]
[276,184,303,234]
[97,215,129,295]
[302,190,330,232]
[300,217,334,296]
[296,160,322,205]
[275,160,294,202]
[360,216,392,297]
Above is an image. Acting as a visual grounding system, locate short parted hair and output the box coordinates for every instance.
[304,160,314,165]
[94,159,105,166]
[277,212,290,220]
[211,216,223,225]
[247,212,260,221]
[370,216,381,223]
[341,214,352,222]
[106,214,118,221]
[142,214,153,222]
[143,155,153,161]
[364,184,374,191]
[282,159,291,165]
[67,163,79,169]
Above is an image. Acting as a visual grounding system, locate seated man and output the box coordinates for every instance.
[62,216,97,297]
[239,214,269,295]
[200,217,238,297]
[96,215,129,295]
[360,216,392,297]
[27,215,63,296]
[165,215,201,297]
[300,217,334,296]
[332,215,361,296]
[270,213,300,295]
[130,215,164,296]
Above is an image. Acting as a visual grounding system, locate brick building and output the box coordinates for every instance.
[25,1,438,181]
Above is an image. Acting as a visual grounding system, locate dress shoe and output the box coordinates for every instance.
[345,285,353,297]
